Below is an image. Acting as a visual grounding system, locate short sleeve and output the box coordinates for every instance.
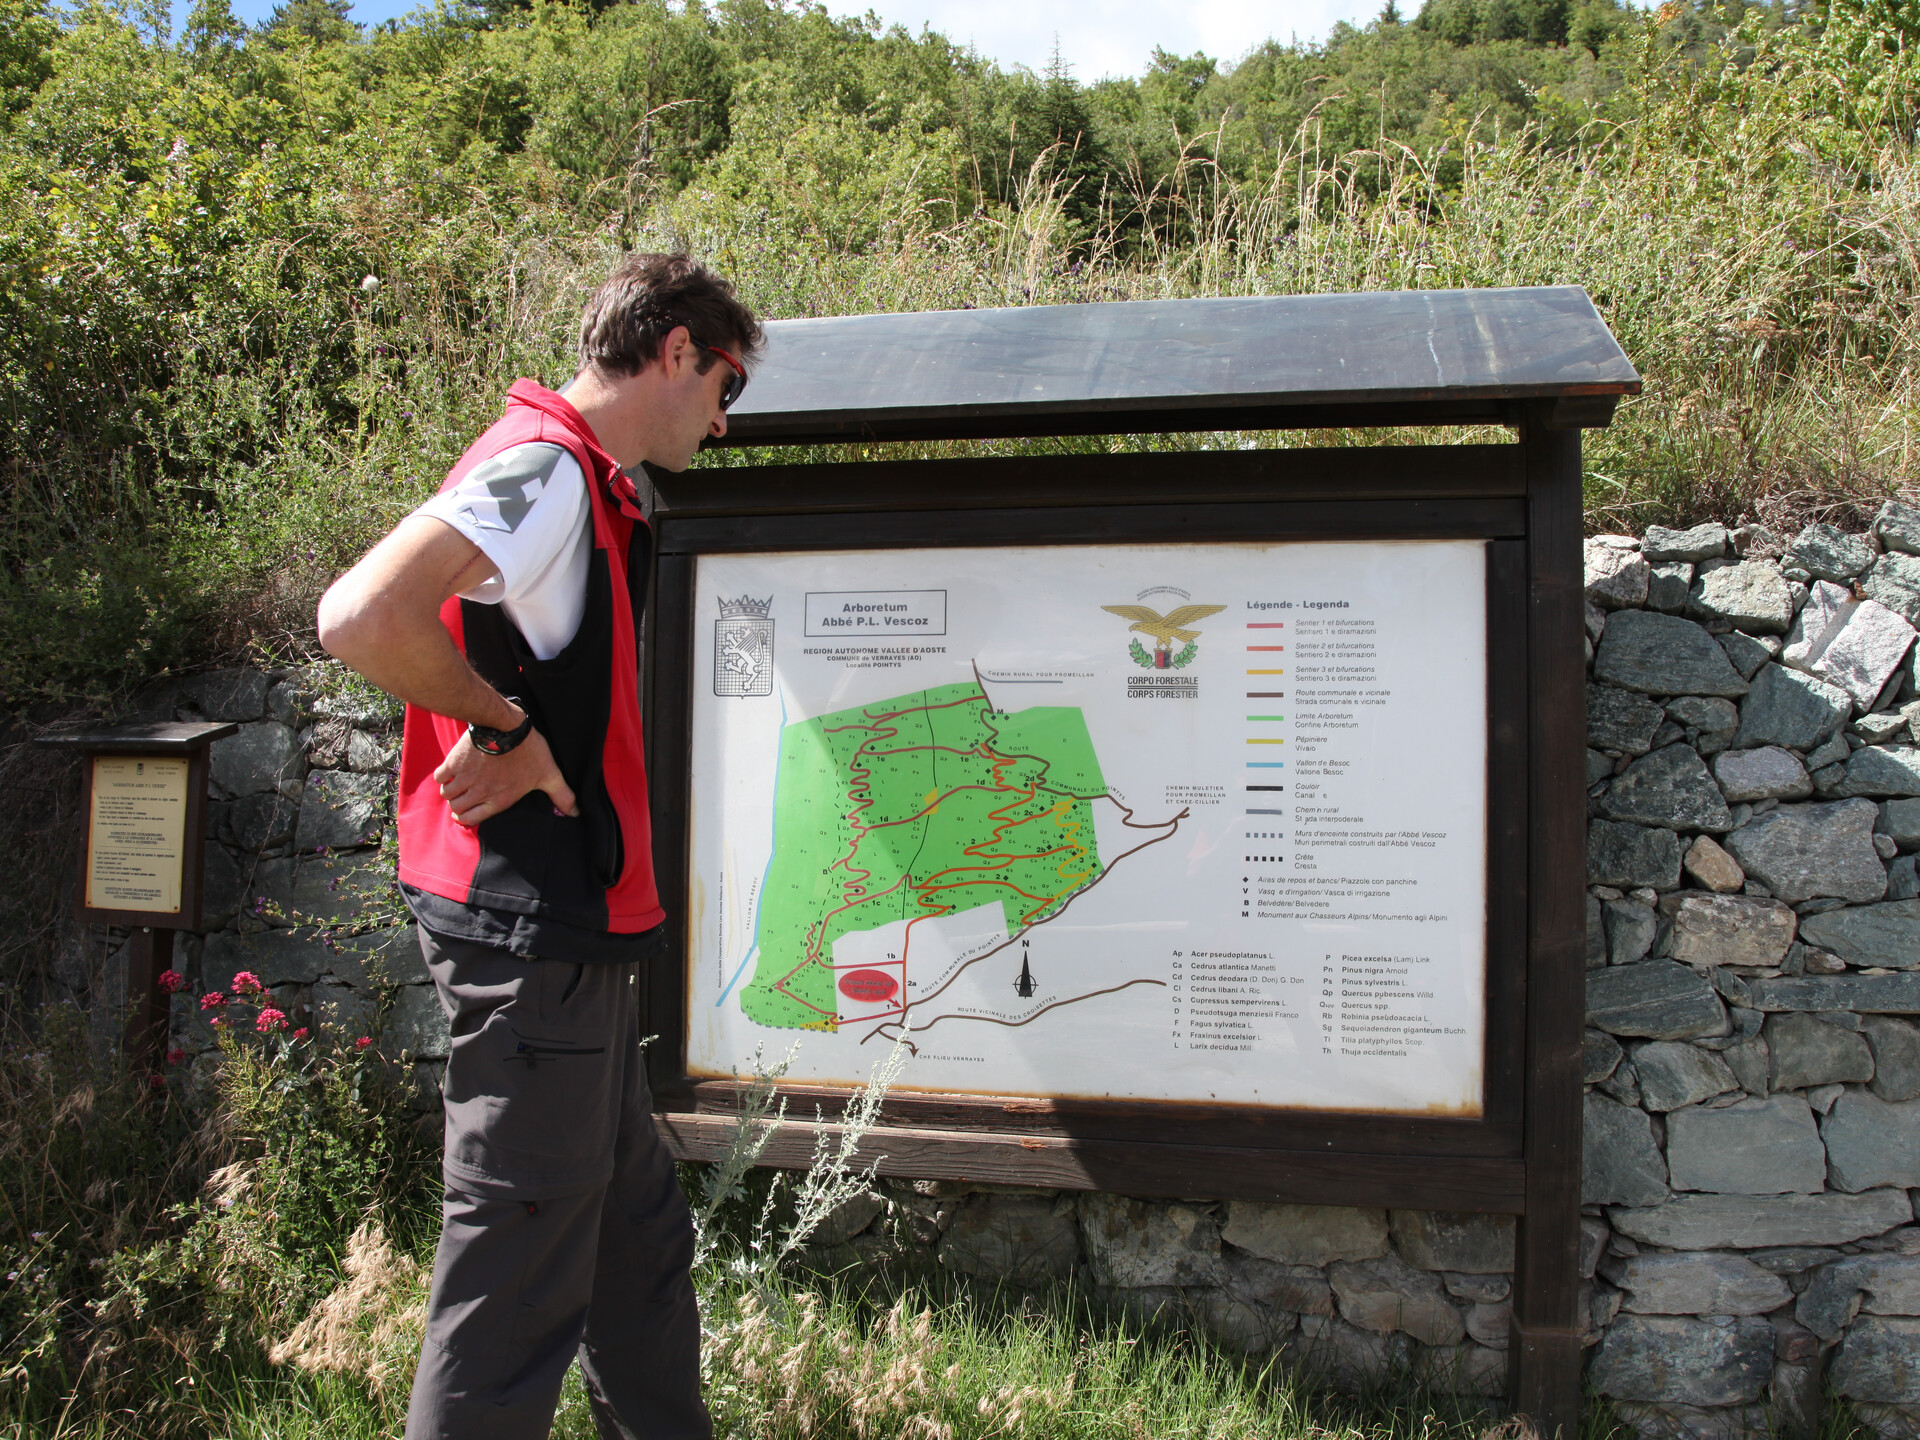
[417,444,587,605]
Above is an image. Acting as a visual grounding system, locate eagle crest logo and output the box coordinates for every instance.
[1102,603,1226,669]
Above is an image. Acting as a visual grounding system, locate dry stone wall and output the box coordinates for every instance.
[117,665,450,1108]
[77,502,1920,1435]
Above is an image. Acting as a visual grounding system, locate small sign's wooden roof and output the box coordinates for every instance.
[715,286,1639,445]
[34,721,238,753]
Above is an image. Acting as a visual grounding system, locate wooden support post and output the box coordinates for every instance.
[121,925,175,1076]
[1508,404,1586,1437]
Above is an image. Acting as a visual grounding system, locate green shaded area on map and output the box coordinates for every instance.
[743,680,1108,1030]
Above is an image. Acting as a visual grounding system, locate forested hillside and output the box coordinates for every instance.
[0,0,1915,708]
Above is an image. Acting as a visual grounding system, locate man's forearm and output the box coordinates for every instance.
[327,614,523,730]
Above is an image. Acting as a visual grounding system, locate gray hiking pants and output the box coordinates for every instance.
[404,929,711,1440]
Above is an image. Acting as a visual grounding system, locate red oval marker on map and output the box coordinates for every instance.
[838,969,898,1003]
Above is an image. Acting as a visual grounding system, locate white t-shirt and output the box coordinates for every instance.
[416,442,594,661]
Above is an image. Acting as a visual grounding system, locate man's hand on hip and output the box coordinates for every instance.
[434,728,579,827]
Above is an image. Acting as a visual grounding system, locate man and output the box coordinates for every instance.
[317,253,762,1440]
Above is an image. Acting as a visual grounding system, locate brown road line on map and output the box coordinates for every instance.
[864,976,1171,1051]
[855,795,1190,1045]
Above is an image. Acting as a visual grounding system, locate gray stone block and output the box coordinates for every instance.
[1081,1195,1221,1288]
[1588,539,1652,610]
[1218,1249,1334,1315]
[1632,1041,1738,1111]
[1860,711,1916,745]
[1446,1271,1513,1302]
[1865,1017,1920,1102]
[201,841,245,928]
[1587,961,1727,1040]
[1599,745,1736,832]
[384,983,450,1059]
[1591,684,1670,755]
[1724,798,1888,902]
[1751,973,1920,1013]
[323,925,429,987]
[1608,1188,1914,1249]
[1785,523,1875,583]
[1590,748,1617,786]
[1600,1251,1791,1315]
[1767,1012,1877,1090]
[1193,1281,1297,1354]
[1388,1209,1514,1273]
[209,721,300,797]
[1647,561,1694,614]
[1833,746,1920,800]
[936,1195,1079,1284]
[311,980,377,1039]
[1799,901,1920,970]
[218,789,299,853]
[1882,798,1920,848]
[295,771,390,851]
[1413,1341,1507,1397]
[1595,611,1751,699]
[1607,899,1661,966]
[1277,1317,1403,1391]
[1645,523,1731,563]
[1713,746,1812,804]
[1864,553,1920,628]
[1718,630,1775,681]
[1589,892,1609,968]
[1219,1201,1387,1267]
[1683,835,1745,892]
[1666,1094,1827,1194]
[1585,1093,1671,1207]
[1831,1316,1920,1403]
[1892,856,1920,901]
[1665,893,1797,967]
[1327,1251,1464,1345]
[1588,1314,1774,1405]
[1591,820,1685,890]
[1823,1091,1920,1193]
[253,852,394,927]
[1722,1034,1769,1094]
[1733,665,1852,751]
[1587,1028,1626,1083]
[203,927,331,988]
[1875,502,1920,558]
[178,669,270,722]
[1692,561,1795,635]
[267,672,317,728]
[1799,1255,1920,1343]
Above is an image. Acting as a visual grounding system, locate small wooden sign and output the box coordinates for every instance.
[38,721,237,930]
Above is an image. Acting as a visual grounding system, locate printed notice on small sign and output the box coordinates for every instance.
[804,589,947,636]
[86,755,188,914]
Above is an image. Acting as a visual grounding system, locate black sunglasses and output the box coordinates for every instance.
[689,336,748,410]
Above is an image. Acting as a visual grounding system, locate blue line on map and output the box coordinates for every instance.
[717,689,786,1008]
[1246,808,1284,815]
[1246,761,1286,768]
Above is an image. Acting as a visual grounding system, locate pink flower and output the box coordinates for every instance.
[291,1027,309,1040]
[158,970,184,994]
[148,1073,166,1089]
[354,1036,373,1050]
[209,1016,225,1029]
[255,1008,288,1033]
[199,993,225,1010]
[230,971,264,998]
[165,1048,187,1065]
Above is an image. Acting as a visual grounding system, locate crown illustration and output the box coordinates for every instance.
[717,594,772,620]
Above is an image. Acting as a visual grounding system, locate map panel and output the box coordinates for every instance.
[687,540,1488,1114]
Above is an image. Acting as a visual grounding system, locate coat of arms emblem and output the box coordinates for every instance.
[714,594,774,697]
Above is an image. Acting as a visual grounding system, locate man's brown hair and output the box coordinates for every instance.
[578,253,764,378]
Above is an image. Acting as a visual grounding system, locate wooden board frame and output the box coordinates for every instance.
[642,422,1582,1433]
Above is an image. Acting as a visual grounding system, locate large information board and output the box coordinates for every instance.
[85,754,190,915]
[686,540,1488,1114]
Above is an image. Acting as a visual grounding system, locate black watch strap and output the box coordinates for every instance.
[469,702,534,756]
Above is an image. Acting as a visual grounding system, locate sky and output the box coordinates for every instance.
[172,0,1382,78]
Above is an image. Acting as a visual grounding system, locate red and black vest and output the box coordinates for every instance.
[396,380,664,935]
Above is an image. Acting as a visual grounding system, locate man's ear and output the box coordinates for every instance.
[660,323,694,377]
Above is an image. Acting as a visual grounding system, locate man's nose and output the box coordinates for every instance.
[708,408,728,440]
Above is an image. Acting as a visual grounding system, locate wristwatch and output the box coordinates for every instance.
[469,702,534,756]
